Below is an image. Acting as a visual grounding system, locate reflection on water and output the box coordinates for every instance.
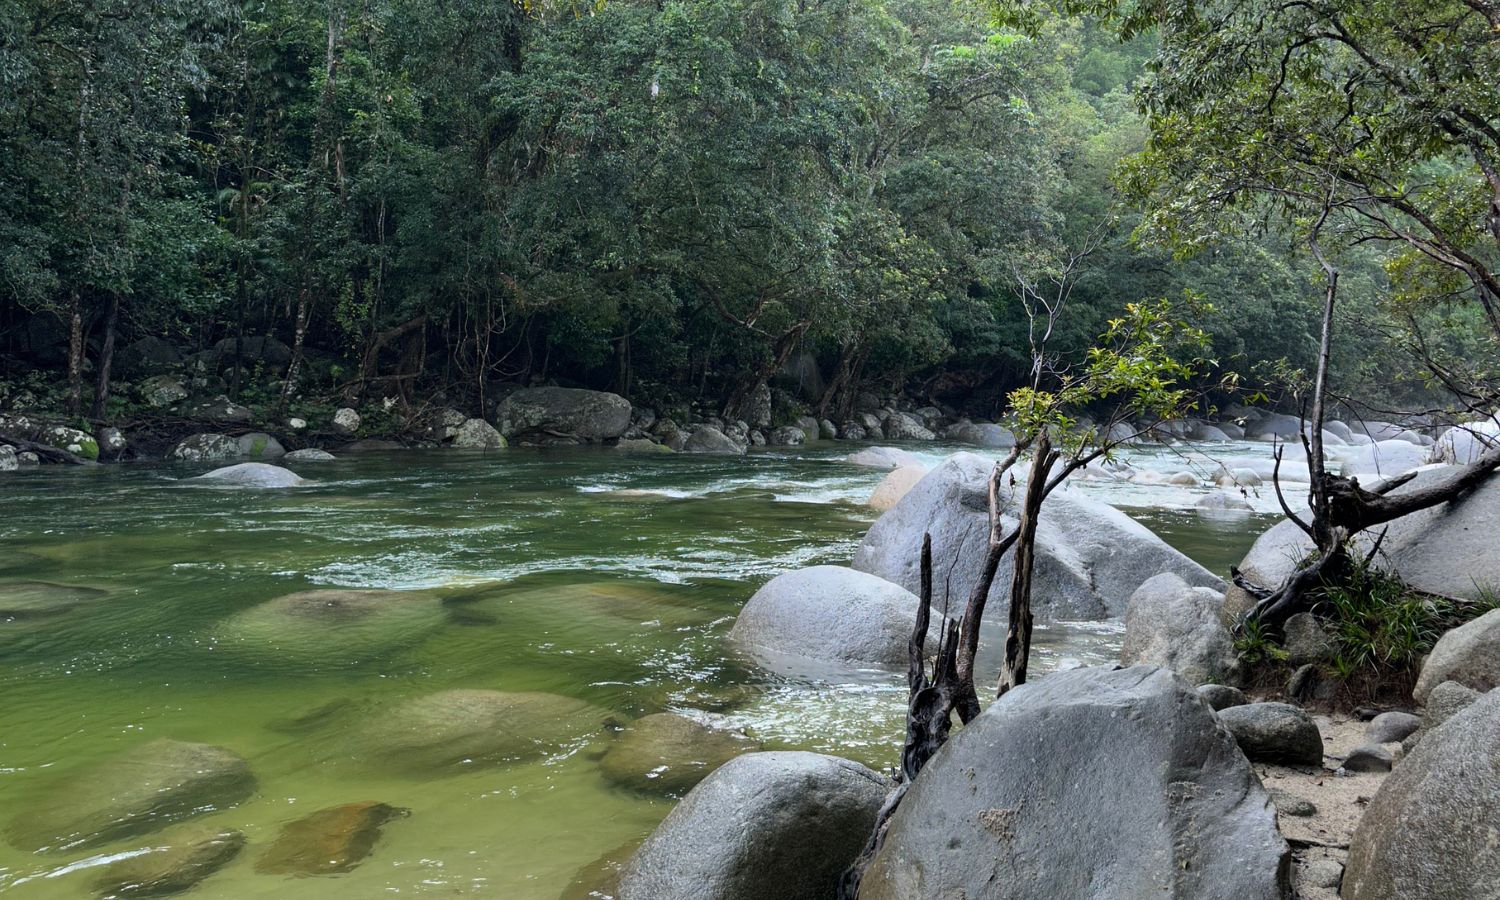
[0,443,1270,898]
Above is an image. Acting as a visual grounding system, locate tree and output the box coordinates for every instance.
[996,0,1500,629]
[840,294,1223,897]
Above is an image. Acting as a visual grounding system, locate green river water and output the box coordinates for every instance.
[0,444,1272,898]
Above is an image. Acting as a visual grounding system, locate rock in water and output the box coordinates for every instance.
[256,802,408,875]
[0,580,107,622]
[357,689,610,772]
[449,417,506,449]
[168,433,239,462]
[187,462,307,488]
[215,589,445,665]
[854,453,1223,621]
[235,432,286,460]
[598,713,758,795]
[92,827,245,897]
[1344,687,1500,900]
[682,426,745,454]
[845,446,923,469]
[5,740,255,852]
[1413,608,1500,702]
[496,387,631,444]
[727,565,930,673]
[284,448,336,461]
[859,666,1289,900]
[618,751,887,900]
[1120,572,1238,685]
[867,465,927,512]
[1215,702,1324,766]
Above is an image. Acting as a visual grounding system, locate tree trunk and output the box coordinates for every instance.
[67,290,84,416]
[278,292,310,417]
[998,432,1056,696]
[89,292,120,420]
[723,321,808,422]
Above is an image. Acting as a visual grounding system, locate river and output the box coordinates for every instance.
[0,442,1276,898]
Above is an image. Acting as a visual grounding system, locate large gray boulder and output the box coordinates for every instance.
[728,565,930,674]
[1120,573,1237,685]
[211,335,291,368]
[1343,687,1500,900]
[618,751,887,900]
[5,740,255,852]
[116,336,184,377]
[356,689,611,772]
[1245,412,1303,441]
[1413,608,1500,702]
[1335,439,1428,477]
[1430,418,1498,465]
[449,417,506,449]
[496,387,631,444]
[854,453,1224,621]
[859,666,1289,900]
[1215,702,1323,766]
[683,425,746,455]
[882,412,935,441]
[188,462,307,488]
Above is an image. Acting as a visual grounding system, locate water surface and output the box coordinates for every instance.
[0,443,1271,898]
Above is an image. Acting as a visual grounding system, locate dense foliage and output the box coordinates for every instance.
[0,0,1483,421]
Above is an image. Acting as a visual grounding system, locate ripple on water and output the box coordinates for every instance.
[0,446,1257,900]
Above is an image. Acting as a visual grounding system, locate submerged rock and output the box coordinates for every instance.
[854,453,1223,621]
[1344,687,1500,900]
[357,689,611,772]
[728,565,930,673]
[1216,702,1324,766]
[256,801,408,875]
[618,751,887,900]
[5,739,255,852]
[216,589,445,665]
[599,713,758,795]
[1120,573,1237,685]
[860,666,1289,900]
[188,462,307,488]
[91,826,245,897]
[0,580,108,622]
